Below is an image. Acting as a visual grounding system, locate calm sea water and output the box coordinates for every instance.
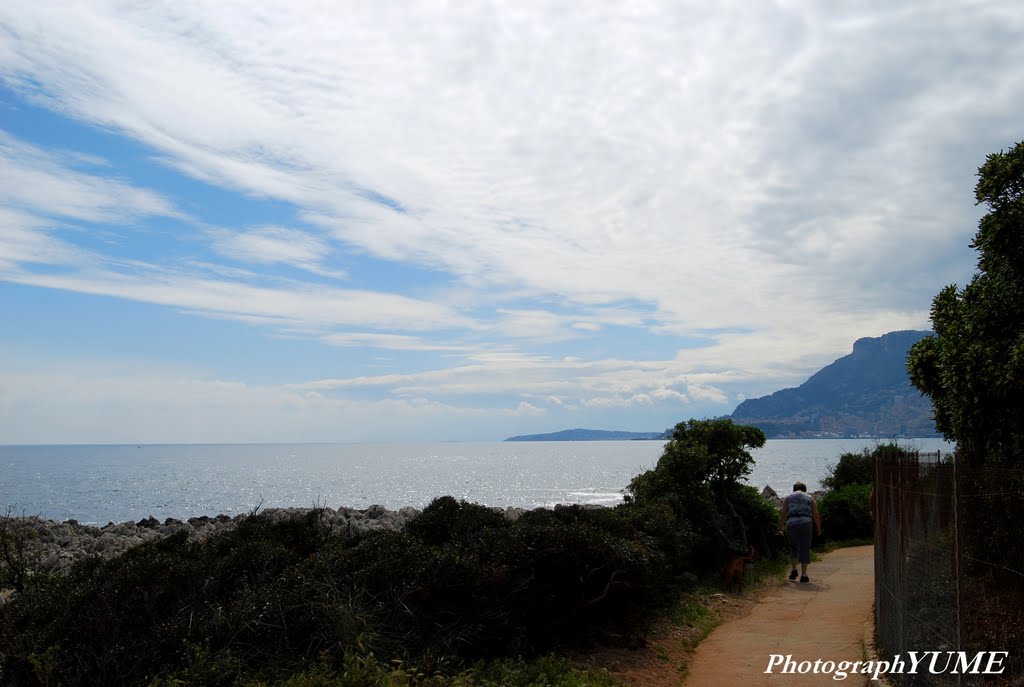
[0,439,954,525]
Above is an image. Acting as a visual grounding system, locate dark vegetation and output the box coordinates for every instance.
[0,418,783,687]
[820,448,875,491]
[818,483,873,542]
[817,445,905,542]
[0,508,41,595]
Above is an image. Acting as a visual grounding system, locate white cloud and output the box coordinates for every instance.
[0,130,179,223]
[0,2,1020,441]
[288,353,732,416]
[0,208,85,270]
[0,135,180,273]
[322,332,475,352]
[3,2,1014,340]
[515,401,545,416]
[0,131,480,336]
[208,225,343,278]
[5,267,478,334]
[490,308,584,342]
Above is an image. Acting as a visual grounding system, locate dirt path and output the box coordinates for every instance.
[683,545,877,686]
[588,545,878,687]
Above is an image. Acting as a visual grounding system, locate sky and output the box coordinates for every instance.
[0,2,1021,444]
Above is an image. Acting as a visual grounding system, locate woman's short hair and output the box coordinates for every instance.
[793,482,807,492]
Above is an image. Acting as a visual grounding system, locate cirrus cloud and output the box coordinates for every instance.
[0,1,1021,442]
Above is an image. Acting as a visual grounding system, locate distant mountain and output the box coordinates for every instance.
[504,428,669,442]
[730,330,938,438]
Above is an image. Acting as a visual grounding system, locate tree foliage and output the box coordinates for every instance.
[821,449,874,490]
[627,418,765,502]
[908,141,1024,466]
[821,443,907,491]
[818,444,907,541]
[625,418,774,566]
[818,484,873,541]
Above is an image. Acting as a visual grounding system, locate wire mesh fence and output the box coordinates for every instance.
[875,450,1024,686]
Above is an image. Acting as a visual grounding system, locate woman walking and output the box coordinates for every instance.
[780,482,822,583]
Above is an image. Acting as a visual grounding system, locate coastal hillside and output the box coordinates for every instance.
[730,330,938,438]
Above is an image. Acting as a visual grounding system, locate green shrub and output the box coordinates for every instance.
[728,483,782,559]
[823,442,918,491]
[617,499,694,594]
[0,504,667,685]
[406,496,508,547]
[502,506,662,649]
[819,484,873,541]
[821,449,874,490]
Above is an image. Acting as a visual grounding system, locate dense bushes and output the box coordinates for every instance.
[821,449,874,490]
[0,419,783,686]
[818,484,873,541]
[0,502,668,685]
[817,445,896,542]
[729,483,784,560]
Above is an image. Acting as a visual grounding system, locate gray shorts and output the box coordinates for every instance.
[788,521,813,564]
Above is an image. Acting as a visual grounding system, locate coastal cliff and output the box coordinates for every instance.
[731,330,938,438]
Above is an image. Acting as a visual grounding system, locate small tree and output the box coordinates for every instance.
[908,141,1024,466]
[625,418,772,570]
[669,418,766,487]
[626,418,765,503]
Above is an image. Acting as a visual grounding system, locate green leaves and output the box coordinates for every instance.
[821,449,874,491]
[909,141,1024,466]
[662,418,764,489]
[624,419,779,572]
[818,484,873,542]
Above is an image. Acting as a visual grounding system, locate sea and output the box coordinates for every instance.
[0,438,954,525]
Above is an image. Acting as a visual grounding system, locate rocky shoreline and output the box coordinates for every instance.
[0,503,536,583]
[2,487,801,594]
[760,484,826,508]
